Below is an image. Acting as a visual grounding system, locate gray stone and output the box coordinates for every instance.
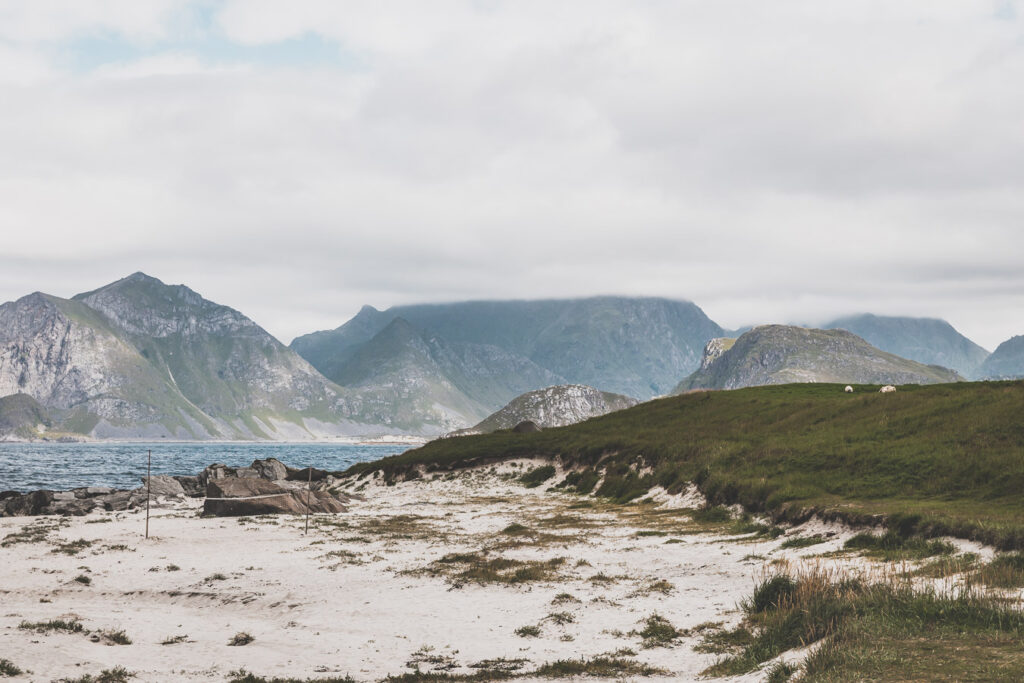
[251,458,288,481]
[140,475,186,498]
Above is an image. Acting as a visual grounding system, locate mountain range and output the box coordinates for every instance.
[676,326,962,391]
[1,272,1021,441]
[824,314,990,379]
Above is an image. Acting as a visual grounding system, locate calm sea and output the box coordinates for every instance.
[0,442,414,492]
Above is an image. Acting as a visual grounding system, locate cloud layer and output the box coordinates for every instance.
[1,1,1022,349]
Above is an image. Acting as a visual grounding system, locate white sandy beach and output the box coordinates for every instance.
[0,462,989,682]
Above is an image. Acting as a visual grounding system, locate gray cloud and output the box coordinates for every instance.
[0,1,1022,350]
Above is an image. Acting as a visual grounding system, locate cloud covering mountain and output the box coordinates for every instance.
[0,2,1022,349]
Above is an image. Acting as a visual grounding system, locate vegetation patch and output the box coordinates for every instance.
[228,632,255,646]
[51,538,94,556]
[637,613,683,648]
[227,671,355,683]
[19,618,85,634]
[0,659,22,677]
[519,466,556,488]
[58,667,134,683]
[426,552,568,586]
[514,625,542,637]
[99,629,132,645]
[74,574,92,585]
[533,657,665,677]
[702,569,1024,680]
[909,553,979,579]
[976,552,1024,588]
[843,531,956,561]
[779,534,828,549]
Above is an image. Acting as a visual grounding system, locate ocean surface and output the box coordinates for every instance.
[0,442,415,492]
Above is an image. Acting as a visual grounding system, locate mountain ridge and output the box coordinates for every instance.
[675,325,962,391]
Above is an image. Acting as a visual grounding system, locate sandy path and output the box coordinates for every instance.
[0,463,975,682]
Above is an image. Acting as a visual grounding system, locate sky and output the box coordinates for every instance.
[1,1,1022,350]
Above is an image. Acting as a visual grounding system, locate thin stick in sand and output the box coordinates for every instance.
[145,449,151,539]
[305,464,312,534]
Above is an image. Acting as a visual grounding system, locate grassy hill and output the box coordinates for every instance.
[351,380,1024,549]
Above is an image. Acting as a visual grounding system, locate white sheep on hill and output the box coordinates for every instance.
[879,385,896,393]
[844,385,853,393]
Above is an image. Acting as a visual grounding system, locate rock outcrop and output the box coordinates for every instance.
[2,457,351,518]
[451,384,638,435]
[202,477,348,516]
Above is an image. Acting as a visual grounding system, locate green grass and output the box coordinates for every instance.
[532,657,665,677]
[19,618,84,633]
[637,613,683,648]
[74,574,92,585]
[703,570,1024,680]
[976,552,1024,588]
[843,530,956,561]
[344,381,1024,549]
[51,538,94,555]
[519,465,556,488]
[0,659,22,677]
[226,672,355,683]
[780,535,828,549]
[58,667,133,683]
[101,629,132,645]
[427,552,567,586]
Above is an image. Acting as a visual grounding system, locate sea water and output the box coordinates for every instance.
[0,442,414,492]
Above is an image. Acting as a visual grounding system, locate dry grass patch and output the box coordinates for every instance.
[425,552,569,587]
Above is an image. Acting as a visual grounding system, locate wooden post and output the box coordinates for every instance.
[145,449,151,539]
[304,465,312,534]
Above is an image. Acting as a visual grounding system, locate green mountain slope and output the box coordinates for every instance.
[292,296,725,399]
[350,380,1024,550]
[0,393,51,440]
[675,326,961,391]
[979,335,1024,379]
[826,313,989,378]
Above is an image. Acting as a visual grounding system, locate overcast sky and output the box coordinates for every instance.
[1,1,1022,349]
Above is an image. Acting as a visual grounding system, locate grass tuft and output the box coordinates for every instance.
[0,659,22,677]
[228,632,255,646]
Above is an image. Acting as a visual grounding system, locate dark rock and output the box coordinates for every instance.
[49,497,103,516]
[3,490,54,516]
[512,420,542,433]
[102,490,146,512]
[203,477,346,517]
[173,476,203,497]
[251,458,288,481]
[286,467,330,482]
[73,487,115,499]
[197,463,236,490]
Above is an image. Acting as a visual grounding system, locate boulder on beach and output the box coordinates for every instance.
[202,477,348,517]
[140,475,186,498]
